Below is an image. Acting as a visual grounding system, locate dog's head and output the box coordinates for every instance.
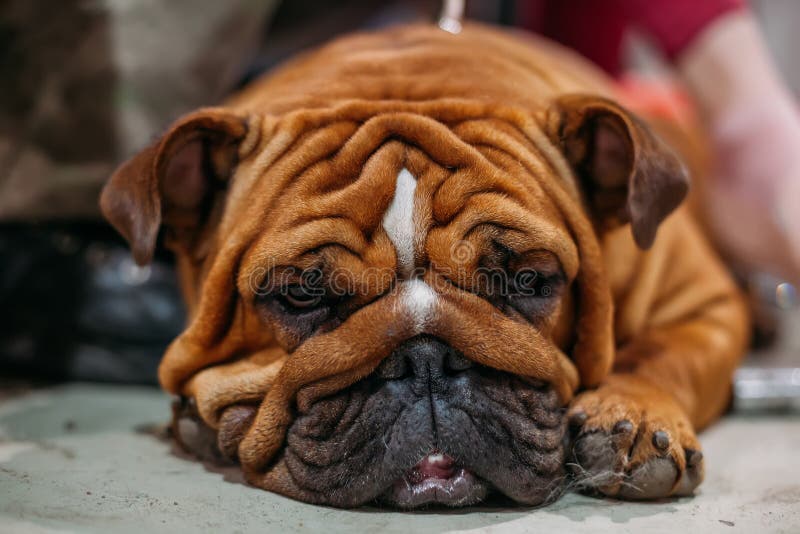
[101,94,686,507]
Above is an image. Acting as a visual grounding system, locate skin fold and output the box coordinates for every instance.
[100,23,749,507]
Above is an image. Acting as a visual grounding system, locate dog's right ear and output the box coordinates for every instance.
[100,108,249,265]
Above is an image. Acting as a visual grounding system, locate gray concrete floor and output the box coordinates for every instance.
[0,383,798,533]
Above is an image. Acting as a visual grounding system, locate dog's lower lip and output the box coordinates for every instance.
[382,451,490,508]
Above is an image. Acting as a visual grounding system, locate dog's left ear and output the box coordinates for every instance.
[544,94,689,248]
[100,108,249,265]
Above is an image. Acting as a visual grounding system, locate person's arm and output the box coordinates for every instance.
[524,0,746,76]
[678,11,800,283]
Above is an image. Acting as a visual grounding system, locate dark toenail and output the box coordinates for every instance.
[686,448,703,467]
[613,420,634,434]
[569,412,588,427]
[652,430,670,450]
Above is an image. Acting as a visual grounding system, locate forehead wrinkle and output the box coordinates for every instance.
[235,215,372,292]
[222,114,495,264]
[227,131,408,299]
[218,122,360,248]
[292,141,404,232]
[446,203,579,279]
[454,116,581,204]
[430,161,527,225]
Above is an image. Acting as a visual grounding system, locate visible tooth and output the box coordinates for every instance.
[427,453,444,463]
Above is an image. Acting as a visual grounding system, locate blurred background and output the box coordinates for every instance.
[0,1,797,409]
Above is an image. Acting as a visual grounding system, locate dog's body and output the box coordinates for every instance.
[101,24,748,507]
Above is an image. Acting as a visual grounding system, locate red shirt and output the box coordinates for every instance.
[518,0,746,76]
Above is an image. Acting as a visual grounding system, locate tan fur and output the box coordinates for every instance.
[101,23,748,501]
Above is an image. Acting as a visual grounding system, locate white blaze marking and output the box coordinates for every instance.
[403,279,437,331]
[382,168,438,331]
[383,168,418,277]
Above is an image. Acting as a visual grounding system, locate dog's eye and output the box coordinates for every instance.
[503,269,563,320]
[510,269,558,298]
[281,284,323,310]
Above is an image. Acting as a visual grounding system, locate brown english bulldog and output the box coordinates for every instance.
[100,23,749,508]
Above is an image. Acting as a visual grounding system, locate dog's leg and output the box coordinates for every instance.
[567,212,750,499]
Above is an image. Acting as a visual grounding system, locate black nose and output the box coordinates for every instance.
[376,335,473,383]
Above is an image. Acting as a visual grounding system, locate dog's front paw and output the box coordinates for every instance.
[567,375,704,500]
[171,396,257,464]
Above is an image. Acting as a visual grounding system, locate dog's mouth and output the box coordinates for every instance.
[172,336,567,508]
[382,451,489,508]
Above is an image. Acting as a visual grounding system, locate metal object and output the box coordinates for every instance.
[749,272,798,310]
[734,367,800,412]
[733,271,800,413]
[438,0,464,34]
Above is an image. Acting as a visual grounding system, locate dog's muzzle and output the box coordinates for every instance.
[374,336,488,507]
[173,333,568,507]
[266,333,567,507]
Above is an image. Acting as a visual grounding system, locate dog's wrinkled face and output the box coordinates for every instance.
[101,96,686,507]
[214,118,581,507]
[240,144,582,506]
